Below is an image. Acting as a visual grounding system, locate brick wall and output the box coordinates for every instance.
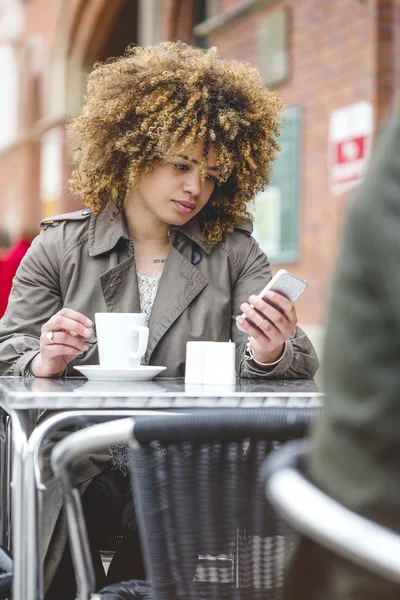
[376,0,398,125]
[206,0,377,330]
[1,0,399,341]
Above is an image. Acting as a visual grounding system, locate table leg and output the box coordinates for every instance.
[0,412,10,549]
[6,416,13,551]
[9,410,31,600]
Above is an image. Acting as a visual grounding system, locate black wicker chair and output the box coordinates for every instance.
[51,408,319,600]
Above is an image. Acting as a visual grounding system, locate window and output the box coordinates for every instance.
[258,7,289,87]
[206,0,220,18]
[0,44,18,150]
[193,0,208,47]
[252,106,302,264]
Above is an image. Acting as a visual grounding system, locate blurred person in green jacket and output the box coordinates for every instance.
[285,111,400,599]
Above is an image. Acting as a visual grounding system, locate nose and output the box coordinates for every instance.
[182,170,202,197]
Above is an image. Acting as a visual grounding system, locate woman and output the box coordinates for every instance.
[0,42,319,596]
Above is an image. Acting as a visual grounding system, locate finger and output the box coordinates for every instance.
[42,316,92,339]
[41,331,89,353]
[250,315,285,346]
[238,303,263,328]
[240,302,280,335]
[249,295,297,337]
[55,308,92,328]
[263,291,297,320]
[40,345,82,360]
[236,314,276,346]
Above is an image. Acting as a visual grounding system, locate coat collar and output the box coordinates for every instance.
[88,204,253,257]
[88,205,129,257]
[177,217,253,253]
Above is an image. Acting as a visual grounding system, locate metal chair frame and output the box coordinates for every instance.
[52,418,138,600]
[264,440,400,585]
[0,411,12,550]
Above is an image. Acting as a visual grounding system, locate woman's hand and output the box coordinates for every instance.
[31,308,93,378]
[236,290,297,364]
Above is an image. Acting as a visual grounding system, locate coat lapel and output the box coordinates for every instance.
[100,257,141,313]
[146,245,208,359]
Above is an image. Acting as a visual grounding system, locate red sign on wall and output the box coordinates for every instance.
[329,102,373,195]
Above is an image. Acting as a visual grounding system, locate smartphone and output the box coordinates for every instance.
[236,269,308,332]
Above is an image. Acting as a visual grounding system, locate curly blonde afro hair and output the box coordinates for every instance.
[67,41,285,245]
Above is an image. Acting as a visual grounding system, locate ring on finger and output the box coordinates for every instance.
[46,331,55,344]
[256,317,266,328]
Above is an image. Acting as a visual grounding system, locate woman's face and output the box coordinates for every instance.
[126,140,219,227]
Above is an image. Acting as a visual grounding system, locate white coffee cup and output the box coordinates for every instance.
[95,313,149,369]
[185,341,236,385]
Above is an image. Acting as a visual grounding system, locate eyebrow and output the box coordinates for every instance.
[177,154,219,173]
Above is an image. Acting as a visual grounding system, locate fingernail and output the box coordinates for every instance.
[83,328,91,337]
[85,318,92,326]
[83,345,89,351]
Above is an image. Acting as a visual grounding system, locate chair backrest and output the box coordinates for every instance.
[263,440,400,586]
[129,408,319,600]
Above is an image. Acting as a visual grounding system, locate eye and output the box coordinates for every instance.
[172,163,188,172]
[206,174,219,185]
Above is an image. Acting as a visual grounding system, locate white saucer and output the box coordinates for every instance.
[73,365,167,382]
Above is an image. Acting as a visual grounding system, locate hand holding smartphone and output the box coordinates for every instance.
[236,269,307,333]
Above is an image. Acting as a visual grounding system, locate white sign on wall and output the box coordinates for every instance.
[329,101,373,196]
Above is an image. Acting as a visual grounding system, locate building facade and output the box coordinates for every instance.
[0,0,399,351]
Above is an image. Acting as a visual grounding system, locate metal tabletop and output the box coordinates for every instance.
[0,376,322,409]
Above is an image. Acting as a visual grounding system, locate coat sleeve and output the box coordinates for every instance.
[0,231,63,376]
[229,234,319,379]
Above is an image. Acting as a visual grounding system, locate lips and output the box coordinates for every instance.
[173,200,196,214]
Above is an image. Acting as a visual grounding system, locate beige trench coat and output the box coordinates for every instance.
[0,205,319,588]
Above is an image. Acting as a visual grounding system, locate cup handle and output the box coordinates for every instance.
[129,325,149,359]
